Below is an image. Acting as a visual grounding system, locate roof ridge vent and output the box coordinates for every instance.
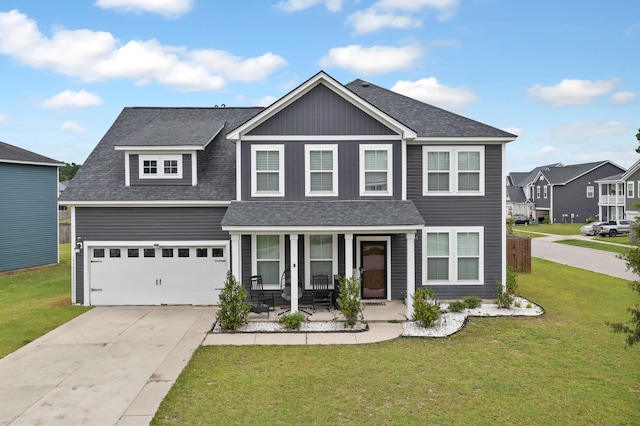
[361,81,370,87]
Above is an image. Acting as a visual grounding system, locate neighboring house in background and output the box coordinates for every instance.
[59,71,517,316]
[507,161,625,223]
[596,158,640,221]
[0,141,64,272]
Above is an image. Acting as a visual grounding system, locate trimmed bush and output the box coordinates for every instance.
[279,312,307,330]
[336,275,364,327]
[463,295,482,309]
[448,301,466,312]
[413,286,440,328]
[215,271,251,330]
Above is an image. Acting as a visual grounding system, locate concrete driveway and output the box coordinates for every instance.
[0,306,216,426]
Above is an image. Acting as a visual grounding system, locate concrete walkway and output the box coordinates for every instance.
[0,306,215,426]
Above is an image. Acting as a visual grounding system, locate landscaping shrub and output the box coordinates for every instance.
[448,300,466,312]
[463,295,482,309]
[412,286,440,328]
[279,312,307,330]
[336,275,364,327]
[215,271,251,330]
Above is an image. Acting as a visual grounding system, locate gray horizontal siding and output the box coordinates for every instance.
[407,144,504,299]
[73,206,229,304]
[248,84,396,136]
[129,154,192,186]
[0,163,59,272]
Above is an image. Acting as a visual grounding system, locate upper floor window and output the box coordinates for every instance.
[305,145,338,197]
[423,147,484,196]
[628,181,635,198]
[536,186,541,199]
[139,155,182,179]
[586,186,594,198]
[360,144,393,196]
[251,145,284,197]
[543,185,548,199]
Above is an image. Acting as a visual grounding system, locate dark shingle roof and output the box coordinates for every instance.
[506,186,528,203]
[539,161,610,185]
[345,79,516,139]
[0,140,63,166]
[115,115,226,147]
[59,107,262,202]
[221,200,425,228]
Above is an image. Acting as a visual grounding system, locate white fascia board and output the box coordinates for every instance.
[226,71,416,142]
[113,146,204,151]
[408,137,516,144]
[60,200,232,207]
[222,224,424,234]
[240,135,402,141]
[0,159,65,167]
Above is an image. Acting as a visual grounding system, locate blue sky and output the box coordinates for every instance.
[0,0,638,174]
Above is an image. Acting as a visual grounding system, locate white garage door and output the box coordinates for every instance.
[88,244,227,305]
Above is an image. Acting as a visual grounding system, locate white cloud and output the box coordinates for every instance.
[609,91,636,105]
[547,121,634,142]
[60,121,86,133]
[391,77,477,111]
[0,113,8,123]
[319,44,421,74]
[0,10,286,92]
[275,0,343,12]
[257,96,278,107]
[528,78,621,106]
[40,90,102,109]
[347,0,458,33]
[347,10,422,34]
[95,0,193,17]
[533,145,561,159]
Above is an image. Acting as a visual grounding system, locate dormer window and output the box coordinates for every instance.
[139,155,182,179]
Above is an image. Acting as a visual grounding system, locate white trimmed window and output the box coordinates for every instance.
[586,186,594,198]
[543,185,548,199]
[536,186,541,199]
[360,144,393,196]
[139,154,182,179]
[251,145,284,197]
[253,235,283,287]
[424,227,483,284]
[305,145,338,196]
[628,181,635,198]
[423,147,484,195]
[305,234,337,288]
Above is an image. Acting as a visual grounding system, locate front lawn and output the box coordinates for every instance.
[152,259,640,425]
[0,244,91,358]
[555,239,630,254]
[515,223,582,235]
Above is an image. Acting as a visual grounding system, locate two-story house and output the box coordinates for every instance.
[507,161,625,223]
[59,71,516,317]
[596,158,640,221]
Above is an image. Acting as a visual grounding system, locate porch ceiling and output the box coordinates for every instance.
[221,200,425,233]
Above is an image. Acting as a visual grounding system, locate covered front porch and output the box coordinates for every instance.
[221,200,425,318]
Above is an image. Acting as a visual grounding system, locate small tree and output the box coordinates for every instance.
[336,275,364,327]
[506,206,515,236]
[496,265,518,308]
[215,271,251,331]
[412,286,440,328]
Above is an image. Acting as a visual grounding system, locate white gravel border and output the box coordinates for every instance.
[212,320,368,333]
[402,297,544,337]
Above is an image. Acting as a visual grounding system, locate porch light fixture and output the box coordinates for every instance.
[153,243,160,249]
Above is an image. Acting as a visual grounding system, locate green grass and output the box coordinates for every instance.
[594,235,633,245]
[555,239,630,254]
[515,223,582,235]
[0,244,91,358]
[152,259,640,425]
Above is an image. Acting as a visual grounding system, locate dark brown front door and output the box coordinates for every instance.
[361,241,386,299]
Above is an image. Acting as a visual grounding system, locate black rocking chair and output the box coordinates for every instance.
[249,275,275,317]
[312,273,332,312]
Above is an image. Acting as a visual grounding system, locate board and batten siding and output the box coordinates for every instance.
[406,144,504,299]
[0,163,59,272]
[73,206,229,304]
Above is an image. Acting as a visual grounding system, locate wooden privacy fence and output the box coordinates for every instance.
[59,223,71,244]
[506,235,531,273]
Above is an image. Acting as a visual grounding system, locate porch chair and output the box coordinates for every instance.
[249,275,275,317]
[312,273,332,312]
[279,269,311,315]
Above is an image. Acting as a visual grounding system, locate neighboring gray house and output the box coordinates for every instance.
[0,141,64,272]
[596,158,640,221]
[507,161,625,223]
[59,71,517,316]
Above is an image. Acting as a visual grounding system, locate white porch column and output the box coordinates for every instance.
[405,232,416,319]
[290,234,299,313]
[344,233,353,278]
[230,234,241,281]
